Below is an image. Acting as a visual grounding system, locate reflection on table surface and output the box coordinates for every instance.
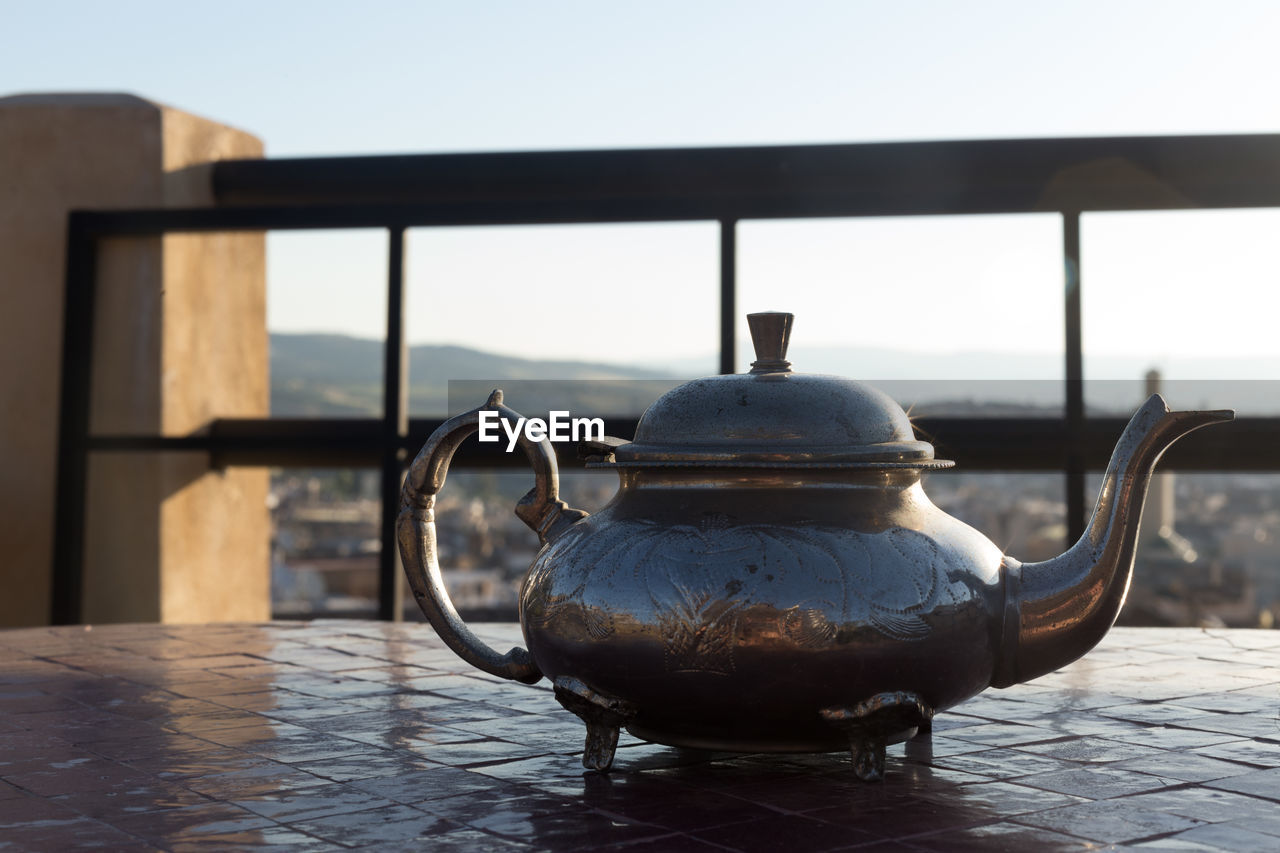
[1,622,1278,851]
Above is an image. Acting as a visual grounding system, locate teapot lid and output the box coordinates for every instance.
[596,312,954,469]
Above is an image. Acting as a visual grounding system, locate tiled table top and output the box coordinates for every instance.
[1,623,1278,852]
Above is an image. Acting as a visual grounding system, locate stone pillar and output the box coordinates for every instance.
[0,94,269,625]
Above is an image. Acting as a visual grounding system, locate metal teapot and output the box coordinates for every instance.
[398,312,1232,780]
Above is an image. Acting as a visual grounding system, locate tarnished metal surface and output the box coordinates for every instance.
[993,395,1234,687]
[553,675,637,772]
[522,468,1003,758]
[606,311,947,468]
[397,389,585,685]
[821,692,934,781]
[399,313,1233,777]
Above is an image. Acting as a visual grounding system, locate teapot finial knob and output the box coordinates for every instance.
[748,312,794,374]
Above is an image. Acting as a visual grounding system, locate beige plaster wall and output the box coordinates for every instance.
[156,227,269,623]
[0,93,269,625]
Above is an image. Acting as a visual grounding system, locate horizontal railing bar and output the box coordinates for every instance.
[210,135,1280,213]
[81,416,1280,472]
[921,417,1269,471]
[69,190,1280,238]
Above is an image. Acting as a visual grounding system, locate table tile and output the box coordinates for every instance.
[1220,811,1280,838]
[567,772,765,832]
[939,723,1066,747]
[180,761,329,798]
[692,814,877,853]
[109,801,277,844]
[1012,764,1180,798]
[51,781,212,819]
[806,792,985,837]
[2,622,1279,850]
[917,779,1089,816]
[1121,785,1280,824]
[1196,738,1280,768]
[906,820,1093,852]
[354,827,532,851]
[1171,714,1280,741]
[1112,751,1255,783]
[0,815,162,851]
[589,834,729,852]
[1205,766,1280,800]
[348,764,496,804]
[473,805,665,849]
[417,782,581,825]
[1135,821,1280,851]
[1013,797,1205,843]
[1101,725,1243,751]
[163,825,340,852]
[926,747,1080,779]
[283,803,460,846]
[231,781,398,822]
[1015,735,1165,763]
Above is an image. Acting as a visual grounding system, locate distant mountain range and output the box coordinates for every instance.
[270,333,671,416]
[270,333,1279,417]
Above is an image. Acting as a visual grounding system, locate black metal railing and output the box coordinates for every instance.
[53,135,1280,624]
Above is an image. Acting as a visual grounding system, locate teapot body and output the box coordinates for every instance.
[398,312,1232,778]
[520,467,1007,752]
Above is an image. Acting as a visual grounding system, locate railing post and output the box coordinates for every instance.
[51,214,96,625]
[379,226,408,620]
[1063,211,1086,544]
[719,218,737,375]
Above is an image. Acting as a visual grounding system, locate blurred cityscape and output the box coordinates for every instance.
[267,334,1279,629]
[270,466,1280,629]
[270,468,618,620]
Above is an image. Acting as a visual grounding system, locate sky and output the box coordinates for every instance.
[5,1,1280,375]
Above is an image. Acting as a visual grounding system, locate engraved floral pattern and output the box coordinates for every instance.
[654,577,746,674]
[524,517,953,674]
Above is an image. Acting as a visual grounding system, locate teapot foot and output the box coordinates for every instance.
[821,692,934,782]
[553,676,637,772]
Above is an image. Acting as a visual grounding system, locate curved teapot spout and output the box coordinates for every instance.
[992,394,1232,688]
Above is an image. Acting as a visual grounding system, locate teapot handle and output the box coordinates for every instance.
[396,390,587,684]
